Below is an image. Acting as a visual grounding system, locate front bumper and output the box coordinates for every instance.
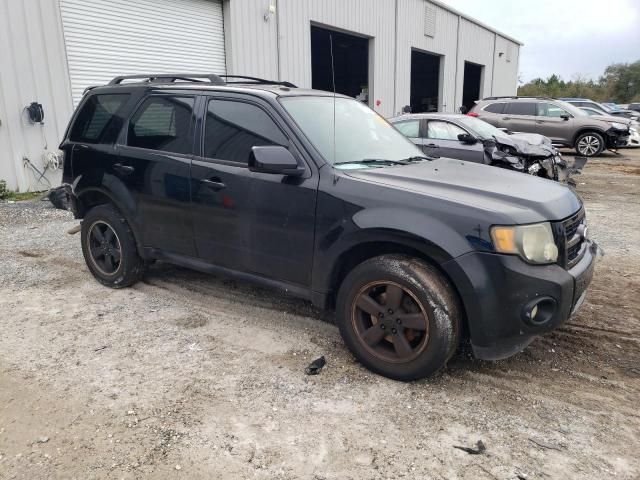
[442,240,598,360]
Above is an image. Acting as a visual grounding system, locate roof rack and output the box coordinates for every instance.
[219,75,297,88]
[108,73,225,86]
[482,95,553,100]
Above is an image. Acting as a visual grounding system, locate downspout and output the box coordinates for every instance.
[490,33,497,96]
[453,14,460,113]
[393,0,398,115]
[275,0,281,81]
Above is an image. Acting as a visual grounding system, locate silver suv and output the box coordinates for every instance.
[470,96,630,156]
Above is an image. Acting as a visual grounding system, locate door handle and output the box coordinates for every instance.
[502,117,511,121]
[426,143,440,148]
[536,120,544,124]
[200,178,226,191]
[113,163,135,175]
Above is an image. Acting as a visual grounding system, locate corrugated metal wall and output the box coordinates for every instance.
[223,0,520,118]
[224,0,397,117]
[0,0,73,192]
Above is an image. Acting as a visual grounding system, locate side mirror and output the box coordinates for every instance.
[249,146,304,176]
[457,133,477,144]
[560,114,570,121]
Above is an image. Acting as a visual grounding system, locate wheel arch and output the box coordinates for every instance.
[572,127,606,146]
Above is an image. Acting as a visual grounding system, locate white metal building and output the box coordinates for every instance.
[0,0,521,192]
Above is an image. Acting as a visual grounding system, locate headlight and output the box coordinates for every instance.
[491,222,558,264]
[611,122,627,130]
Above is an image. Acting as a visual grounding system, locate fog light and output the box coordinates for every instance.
[522,297,557,326]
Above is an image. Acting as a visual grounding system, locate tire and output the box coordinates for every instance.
[575,131,605,157]
[80,204,145,288]
[335,255,461,381]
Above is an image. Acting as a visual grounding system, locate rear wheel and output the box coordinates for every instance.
[81,204,145,288]
[575,131,604,156]
[336,255,461,381]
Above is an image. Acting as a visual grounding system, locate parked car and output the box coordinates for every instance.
[470,96,630,156]
[560,98,638,120]
[59,74,598,381]
[629,103,640,113]
[389,113,585,183]
[578,108,640,148]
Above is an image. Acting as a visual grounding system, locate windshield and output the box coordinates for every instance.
[455,116,507,140]
[279,96,423,167]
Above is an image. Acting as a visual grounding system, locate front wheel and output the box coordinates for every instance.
[336,255,461,381]
[575,131,604,156]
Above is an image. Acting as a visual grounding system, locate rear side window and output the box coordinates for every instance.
[483,102,505,114]
[506,102,536,116]
[204,99,288,164]
[394,120,420,138]
[127,96,195,154]
[70,94,129,144]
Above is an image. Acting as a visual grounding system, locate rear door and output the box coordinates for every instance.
[190,95,318,287]
[424,120,483,162]
[535,102,574,143]
[502,102,538,134]
[393,118,424,149]
[116,94,197,255]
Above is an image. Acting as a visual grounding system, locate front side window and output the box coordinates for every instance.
[127,96,195,154]
[204,99,288,164]
[537,103,570,118]
[394,120,420,138]
[427,121,466,140]
[506,102,536,116]
[70,94,129,144]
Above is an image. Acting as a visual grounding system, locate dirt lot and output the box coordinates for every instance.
[1,149,639,480]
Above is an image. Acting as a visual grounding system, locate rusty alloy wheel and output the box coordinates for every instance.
[350,280,430,364]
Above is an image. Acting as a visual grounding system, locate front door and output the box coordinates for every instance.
[116,94,197,256]
[190,95,318,287]
[424,120,483,162]
[534,102,574,143]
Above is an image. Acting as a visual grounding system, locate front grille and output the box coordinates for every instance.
[556,208,586,269]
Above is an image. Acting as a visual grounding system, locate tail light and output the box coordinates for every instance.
[467,112,479,117]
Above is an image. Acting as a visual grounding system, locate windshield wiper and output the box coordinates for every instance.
[401,156,432,162]
[334,158,410,166]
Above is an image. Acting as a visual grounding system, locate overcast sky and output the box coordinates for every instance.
[440,0,640,83]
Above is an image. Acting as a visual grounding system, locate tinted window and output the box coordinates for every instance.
[537,103,569,118]
[506,102,536,116]
[484,102,505,114]
[204,99,288,164]
[394,120,420,138]
[127,96,195,154]
[70,94,129,144]
[427,121,466,140]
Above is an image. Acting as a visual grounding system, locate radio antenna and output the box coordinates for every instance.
[329,33,336,164]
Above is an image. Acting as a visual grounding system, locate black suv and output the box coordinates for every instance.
[60,74,597,381]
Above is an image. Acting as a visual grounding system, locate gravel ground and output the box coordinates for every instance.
[1,149,639,479]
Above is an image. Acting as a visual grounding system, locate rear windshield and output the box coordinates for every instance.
[70,94,129,144]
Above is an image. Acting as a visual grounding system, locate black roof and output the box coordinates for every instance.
[85,73,346,99]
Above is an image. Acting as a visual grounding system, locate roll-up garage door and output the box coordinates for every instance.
[60,0,226,105]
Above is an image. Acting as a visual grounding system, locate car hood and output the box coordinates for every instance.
[490,132,555,157]
[344,158,581,224]
[590,114,631,125]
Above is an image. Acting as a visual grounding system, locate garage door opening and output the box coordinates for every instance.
[462,62,484,113]
[311,25,370,104]
[410,49,441,113]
